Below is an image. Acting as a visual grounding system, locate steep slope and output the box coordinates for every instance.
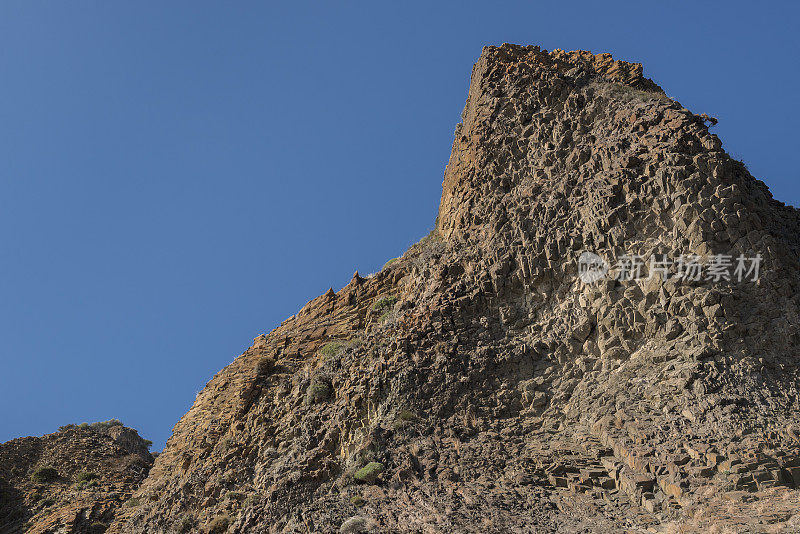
[0,422,153,534]
[113,44,800,533]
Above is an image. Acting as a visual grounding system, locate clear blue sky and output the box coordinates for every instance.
[1,2,797,450]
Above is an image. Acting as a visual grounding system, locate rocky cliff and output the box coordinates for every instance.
[0,422,153,534]
[6,44,800,533]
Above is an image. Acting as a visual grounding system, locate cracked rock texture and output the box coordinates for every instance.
[6,44,800,533]
[0,423,153,534]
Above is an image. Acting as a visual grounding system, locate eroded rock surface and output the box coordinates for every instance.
[8,43,800,533]
[0,422,153,534]
[114,44,800,534]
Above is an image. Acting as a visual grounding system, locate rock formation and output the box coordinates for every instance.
[5,44,800,533]
[0,421,153,534]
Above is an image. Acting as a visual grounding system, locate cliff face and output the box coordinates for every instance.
[9,43,800,534]
[0,423,152,534]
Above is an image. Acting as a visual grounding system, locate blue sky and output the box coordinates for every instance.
[1,2,798,450]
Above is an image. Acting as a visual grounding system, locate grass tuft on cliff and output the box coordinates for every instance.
[372,295,397,313]
[319,342,345,360]
[31,467,58,484]
[354,462,384,484]
[255,355,275,376]
[75,471,100,490]
[305,381,331,405]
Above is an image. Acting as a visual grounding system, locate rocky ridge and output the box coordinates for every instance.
[0,421,153,534]
[5,44,800,533]
[115,44,800,533]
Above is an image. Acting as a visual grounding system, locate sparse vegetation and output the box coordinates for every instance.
[382,257,398,270]
[393,409,417,430]
[348,336,363,350]
[75,471,100,490]
[416,230,439,248]
[75,479,98,490]
[352,440,382,467]
[31,467,58,484]
[373,295,399,323]
[372,295,398,313]
[354,462,384,484]
[398,409,416,421]
[59,419,123,433]
[77,471,99,482]
[321,337,363,366]
[319,341,345,361]
[90,419,122,430]
[243,494,260,507]
[305,381,331,405]
[124,497,142,508]
[207,514,230,534]
[60,419,153,451]
[255,355,275,376]
[350,495,366,507]
[408,229,446,270]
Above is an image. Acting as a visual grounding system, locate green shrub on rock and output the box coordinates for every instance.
[89,419,122,431]
[59,419,122,433]
[75,478,99,490]
[31,467,58,483]
[354,462,384,484]
[305,381,331,405]
[372,296,397,313]
[319,342,344,361]
[76,471,99,482]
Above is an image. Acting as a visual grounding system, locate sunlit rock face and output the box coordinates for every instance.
[0,422,153,534]
[12,44,797,534]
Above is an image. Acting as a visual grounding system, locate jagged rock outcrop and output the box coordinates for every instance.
[114,43,800,534]
[9,43,800,533]
[0,422,153,534]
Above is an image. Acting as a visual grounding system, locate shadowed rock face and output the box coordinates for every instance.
[9,44,800,534]
[0,424,153,534]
